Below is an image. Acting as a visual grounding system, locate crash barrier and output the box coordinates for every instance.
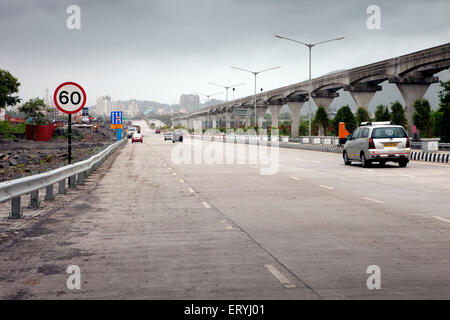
[0,138,127,219]
[409,151,450,163]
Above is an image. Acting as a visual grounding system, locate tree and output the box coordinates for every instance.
[355,107,370,125]
[436,78,450,142]
[390,101,407,128]
[332,105,356,135]
[19,98,50,125]
[0,70,21,111]
[412,98,432,138]
[374,104,390,121]
[313,106,329,136]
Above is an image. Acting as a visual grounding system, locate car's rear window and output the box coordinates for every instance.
[371,127,407,138]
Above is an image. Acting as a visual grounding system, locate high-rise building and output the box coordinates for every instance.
[180,94,200,112]
[96,95,112,117]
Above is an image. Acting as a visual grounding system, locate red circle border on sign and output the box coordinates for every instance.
[53,82,87,114]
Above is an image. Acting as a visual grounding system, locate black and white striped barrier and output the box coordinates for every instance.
[410,151,450,163]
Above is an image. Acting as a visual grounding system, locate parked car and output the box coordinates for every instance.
[343,121,410,167]
[172,129,183,143]
[127,127,137,138]
[164,131,172,141]
[131,132,143,143]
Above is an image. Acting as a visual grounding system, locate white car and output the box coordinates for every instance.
[343,122,410,167]
[164,131,172,141]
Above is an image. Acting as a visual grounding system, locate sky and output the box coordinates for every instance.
[1,0,449,107]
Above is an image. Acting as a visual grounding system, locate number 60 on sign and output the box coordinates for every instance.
[53,82,87,114]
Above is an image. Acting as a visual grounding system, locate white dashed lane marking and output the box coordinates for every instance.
[290,177,301,181]
[202,201,211,209]
[363,197,385,204]
[433,216,450,223]
[319,185,334,190]
[264,264,296,289]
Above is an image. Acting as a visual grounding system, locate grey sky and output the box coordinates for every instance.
[1,0,449,106]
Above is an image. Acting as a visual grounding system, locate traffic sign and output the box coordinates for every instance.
[111,124,123,129]
[111,111,123,124]
[53,82,87,114]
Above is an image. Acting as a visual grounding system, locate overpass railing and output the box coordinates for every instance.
[0,138,126,219]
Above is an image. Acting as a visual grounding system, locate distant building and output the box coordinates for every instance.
[180,94,200,112]
[96,95,112,117]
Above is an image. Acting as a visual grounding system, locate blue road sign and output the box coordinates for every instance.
[111,111,123,124]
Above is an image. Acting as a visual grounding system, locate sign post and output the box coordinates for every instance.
[53,82,87,164]
[111,111,123,141]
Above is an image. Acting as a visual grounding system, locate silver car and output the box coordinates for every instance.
[164,131,172,141]
[172,129,183,143]
[343,122,410,167]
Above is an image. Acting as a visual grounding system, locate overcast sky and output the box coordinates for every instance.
[1,0,449,106]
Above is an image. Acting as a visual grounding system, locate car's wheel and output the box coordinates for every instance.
[343,152,351,165]
[172,141,175,143]
[379,160,387,167]
[399,160,408,167]
[361,153,371,168]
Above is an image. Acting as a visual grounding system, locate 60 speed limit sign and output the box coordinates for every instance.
[53,82,87,114]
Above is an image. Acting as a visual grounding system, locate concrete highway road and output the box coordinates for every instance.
[1,120,449,299]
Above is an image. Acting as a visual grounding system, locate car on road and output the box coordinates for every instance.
[131,132,143,143]
[127,127,137,138]
[164,131,172,141]
[155,129,161,134]
[172,129,183,143]
[342,121,410,168]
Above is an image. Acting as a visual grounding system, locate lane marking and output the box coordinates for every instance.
[168,167,172,170]
[172,172,177,176]
[264,264,296,289]
[202,201,211,209]
[400,174,415,178]
[226,225,233,230]
[188,187,195,193]
[363,197,385,204]
[319,184,334,190]
[250,165,258,169]
[312,160,321,163]
[179,179,185,183]
[433,216,450,223]
[290,177,301,181]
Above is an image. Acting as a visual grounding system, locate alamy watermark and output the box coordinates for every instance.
[366,265,381,290]
[66,265,81,290]
[367,5,381,30]
[66,5,81,30]
[170,128,280,175]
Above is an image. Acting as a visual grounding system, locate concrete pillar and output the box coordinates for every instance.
[345,84,382,110]
[288,102,305,138]
[211,115,217,128]
[389,75,438,134]
[311,91,339,112]
[233,116,240,128]
[245,113,251,127]
[225,112,232,128]
[268,105,282,128]
[58,179,66,194]
[11,197,21,219]
[256,106,268,128]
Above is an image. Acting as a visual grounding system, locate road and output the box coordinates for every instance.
[1,120,449,299]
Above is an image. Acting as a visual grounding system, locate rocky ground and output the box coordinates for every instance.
[0,125,117,182]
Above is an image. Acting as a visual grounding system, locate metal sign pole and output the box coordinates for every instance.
[68,113,72,164]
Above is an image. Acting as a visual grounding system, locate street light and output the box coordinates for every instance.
[231,66,280,127]
[208,82,245,102]
[275,34,344,138]
[193,91,224,110]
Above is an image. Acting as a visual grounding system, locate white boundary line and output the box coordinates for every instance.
[264,264,296,289]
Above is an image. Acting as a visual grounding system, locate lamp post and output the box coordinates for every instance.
[275,34,344,138]
[231,66,280,127]
[194,91,223,128]
[208,82,245,102]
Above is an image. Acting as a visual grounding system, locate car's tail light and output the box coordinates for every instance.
[405,137,410,148]
[368,137,376,149]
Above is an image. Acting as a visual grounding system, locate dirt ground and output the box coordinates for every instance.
[0,125,117,182]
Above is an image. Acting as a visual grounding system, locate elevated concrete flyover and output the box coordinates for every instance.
[175,43,450,136]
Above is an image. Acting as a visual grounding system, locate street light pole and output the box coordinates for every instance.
[275,34,344,138]
[208,82,245,102]
[231,66,280,127]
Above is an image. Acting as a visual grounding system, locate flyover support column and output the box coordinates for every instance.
[245,113,251,128]
[211,115,217,129]
[256,106,268,128]
[225,112,232,129]
[344,84,382,111]
[389,75,438,135]
[311,91,339,112]
[287,102,305,138]
[268,105,282,128]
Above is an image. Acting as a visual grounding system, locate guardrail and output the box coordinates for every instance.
[411,142,450,150]
[0,138,126,219]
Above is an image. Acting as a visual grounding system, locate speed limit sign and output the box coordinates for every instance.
[53,82,87,114]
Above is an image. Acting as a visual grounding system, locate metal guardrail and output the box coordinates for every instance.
[0,138,126,219]
[411,142,450,150]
